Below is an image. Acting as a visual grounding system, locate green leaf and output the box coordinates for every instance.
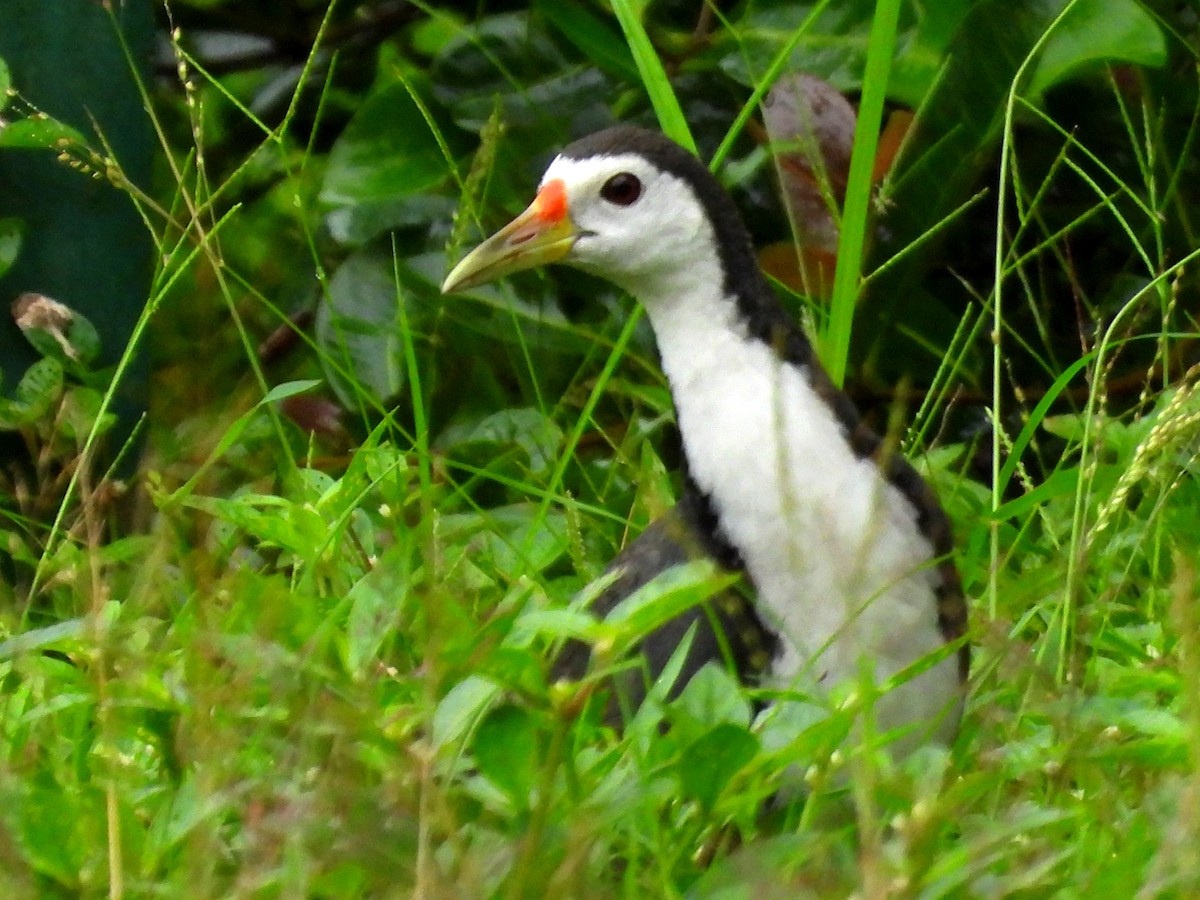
[0,357,63,430]
[603,559,739,657]
[0,113,86,149]
[673,664,752,730]
[889,0,974,105]
[506,608,600,648]
[316,249,406,407]
[1030,0,1166,96]
[409,11,465,57]
[432,675,501,750]
[262,379,322,405]
[436,407,565,478]
[676,723,759,811]
[58,385,115,441]
[320,77,464,207]
[536,0,639,84]
[0,617,85,661]
[628,622,698,737]
[143,775,207,870]
[718,3,879,97]
[0,55,10,107]
[345,559,407,678]
[430,12,607,140]
[478,510,569,581]
[472,703,540,804]
[0,216,20,278]
[326,193,457,249]
[19,783,87,885]
[12,293,102,367]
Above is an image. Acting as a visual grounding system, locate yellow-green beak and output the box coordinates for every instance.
[441,178,579,294]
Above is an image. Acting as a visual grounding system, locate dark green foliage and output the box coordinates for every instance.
[0,0,1199,895]
[0,0,156,448]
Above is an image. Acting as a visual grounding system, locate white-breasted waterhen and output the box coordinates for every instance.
[442,126,968,749]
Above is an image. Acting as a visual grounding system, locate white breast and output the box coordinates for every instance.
[642,271,960,746]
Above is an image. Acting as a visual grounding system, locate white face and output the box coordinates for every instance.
[540,153,716,296]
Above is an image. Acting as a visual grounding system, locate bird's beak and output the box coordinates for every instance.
[441,179,578,293]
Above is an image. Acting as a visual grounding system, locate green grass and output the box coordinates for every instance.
[2,1,1200,896]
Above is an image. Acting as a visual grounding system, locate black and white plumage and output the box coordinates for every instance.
[443,126,968,749]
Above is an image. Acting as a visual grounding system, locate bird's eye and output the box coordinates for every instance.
[600,172,642,206]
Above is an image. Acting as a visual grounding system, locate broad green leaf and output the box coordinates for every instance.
[1030,0,1166,97]
[673,664,752,731]
[316,249,406,407]
[430,12,607,139]
[58,385,115,441]
[506,608,600,648]
[0,356,63,429]
[0,55,9,106]
[432,675,501,750]
[320,77,465,207]
[719,3,881,96]
[603,559,739,657]
[889,0,974,105]
[687,834,816,899]
[0,617,85,661]
[12,293,101,367]
[676,722,759,811]
[408,10,465,57]
[186,492,330,561]
[19,783,88,885]
[345,559,408,678]
[473,703,539,804]
[628,622,697,737]
[142,775,208,870]
[0,113,86,149]
[325,193,457,249]
[478,510,569,580]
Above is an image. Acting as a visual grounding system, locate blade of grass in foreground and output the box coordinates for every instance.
[825,0,902,388]
[610,0,695,155]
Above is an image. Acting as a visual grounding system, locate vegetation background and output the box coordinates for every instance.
[1,0,1199,895]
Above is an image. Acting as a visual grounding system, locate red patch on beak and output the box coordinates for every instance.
[533,179,568,224]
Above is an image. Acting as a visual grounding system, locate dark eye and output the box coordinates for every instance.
[600,172,642,206]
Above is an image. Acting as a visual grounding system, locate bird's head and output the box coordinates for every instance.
[441,126,743,300]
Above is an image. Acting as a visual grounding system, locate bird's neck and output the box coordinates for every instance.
[635,264,829,577]
[637,267,937,657]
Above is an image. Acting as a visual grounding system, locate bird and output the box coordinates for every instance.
[441,125,968,751]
